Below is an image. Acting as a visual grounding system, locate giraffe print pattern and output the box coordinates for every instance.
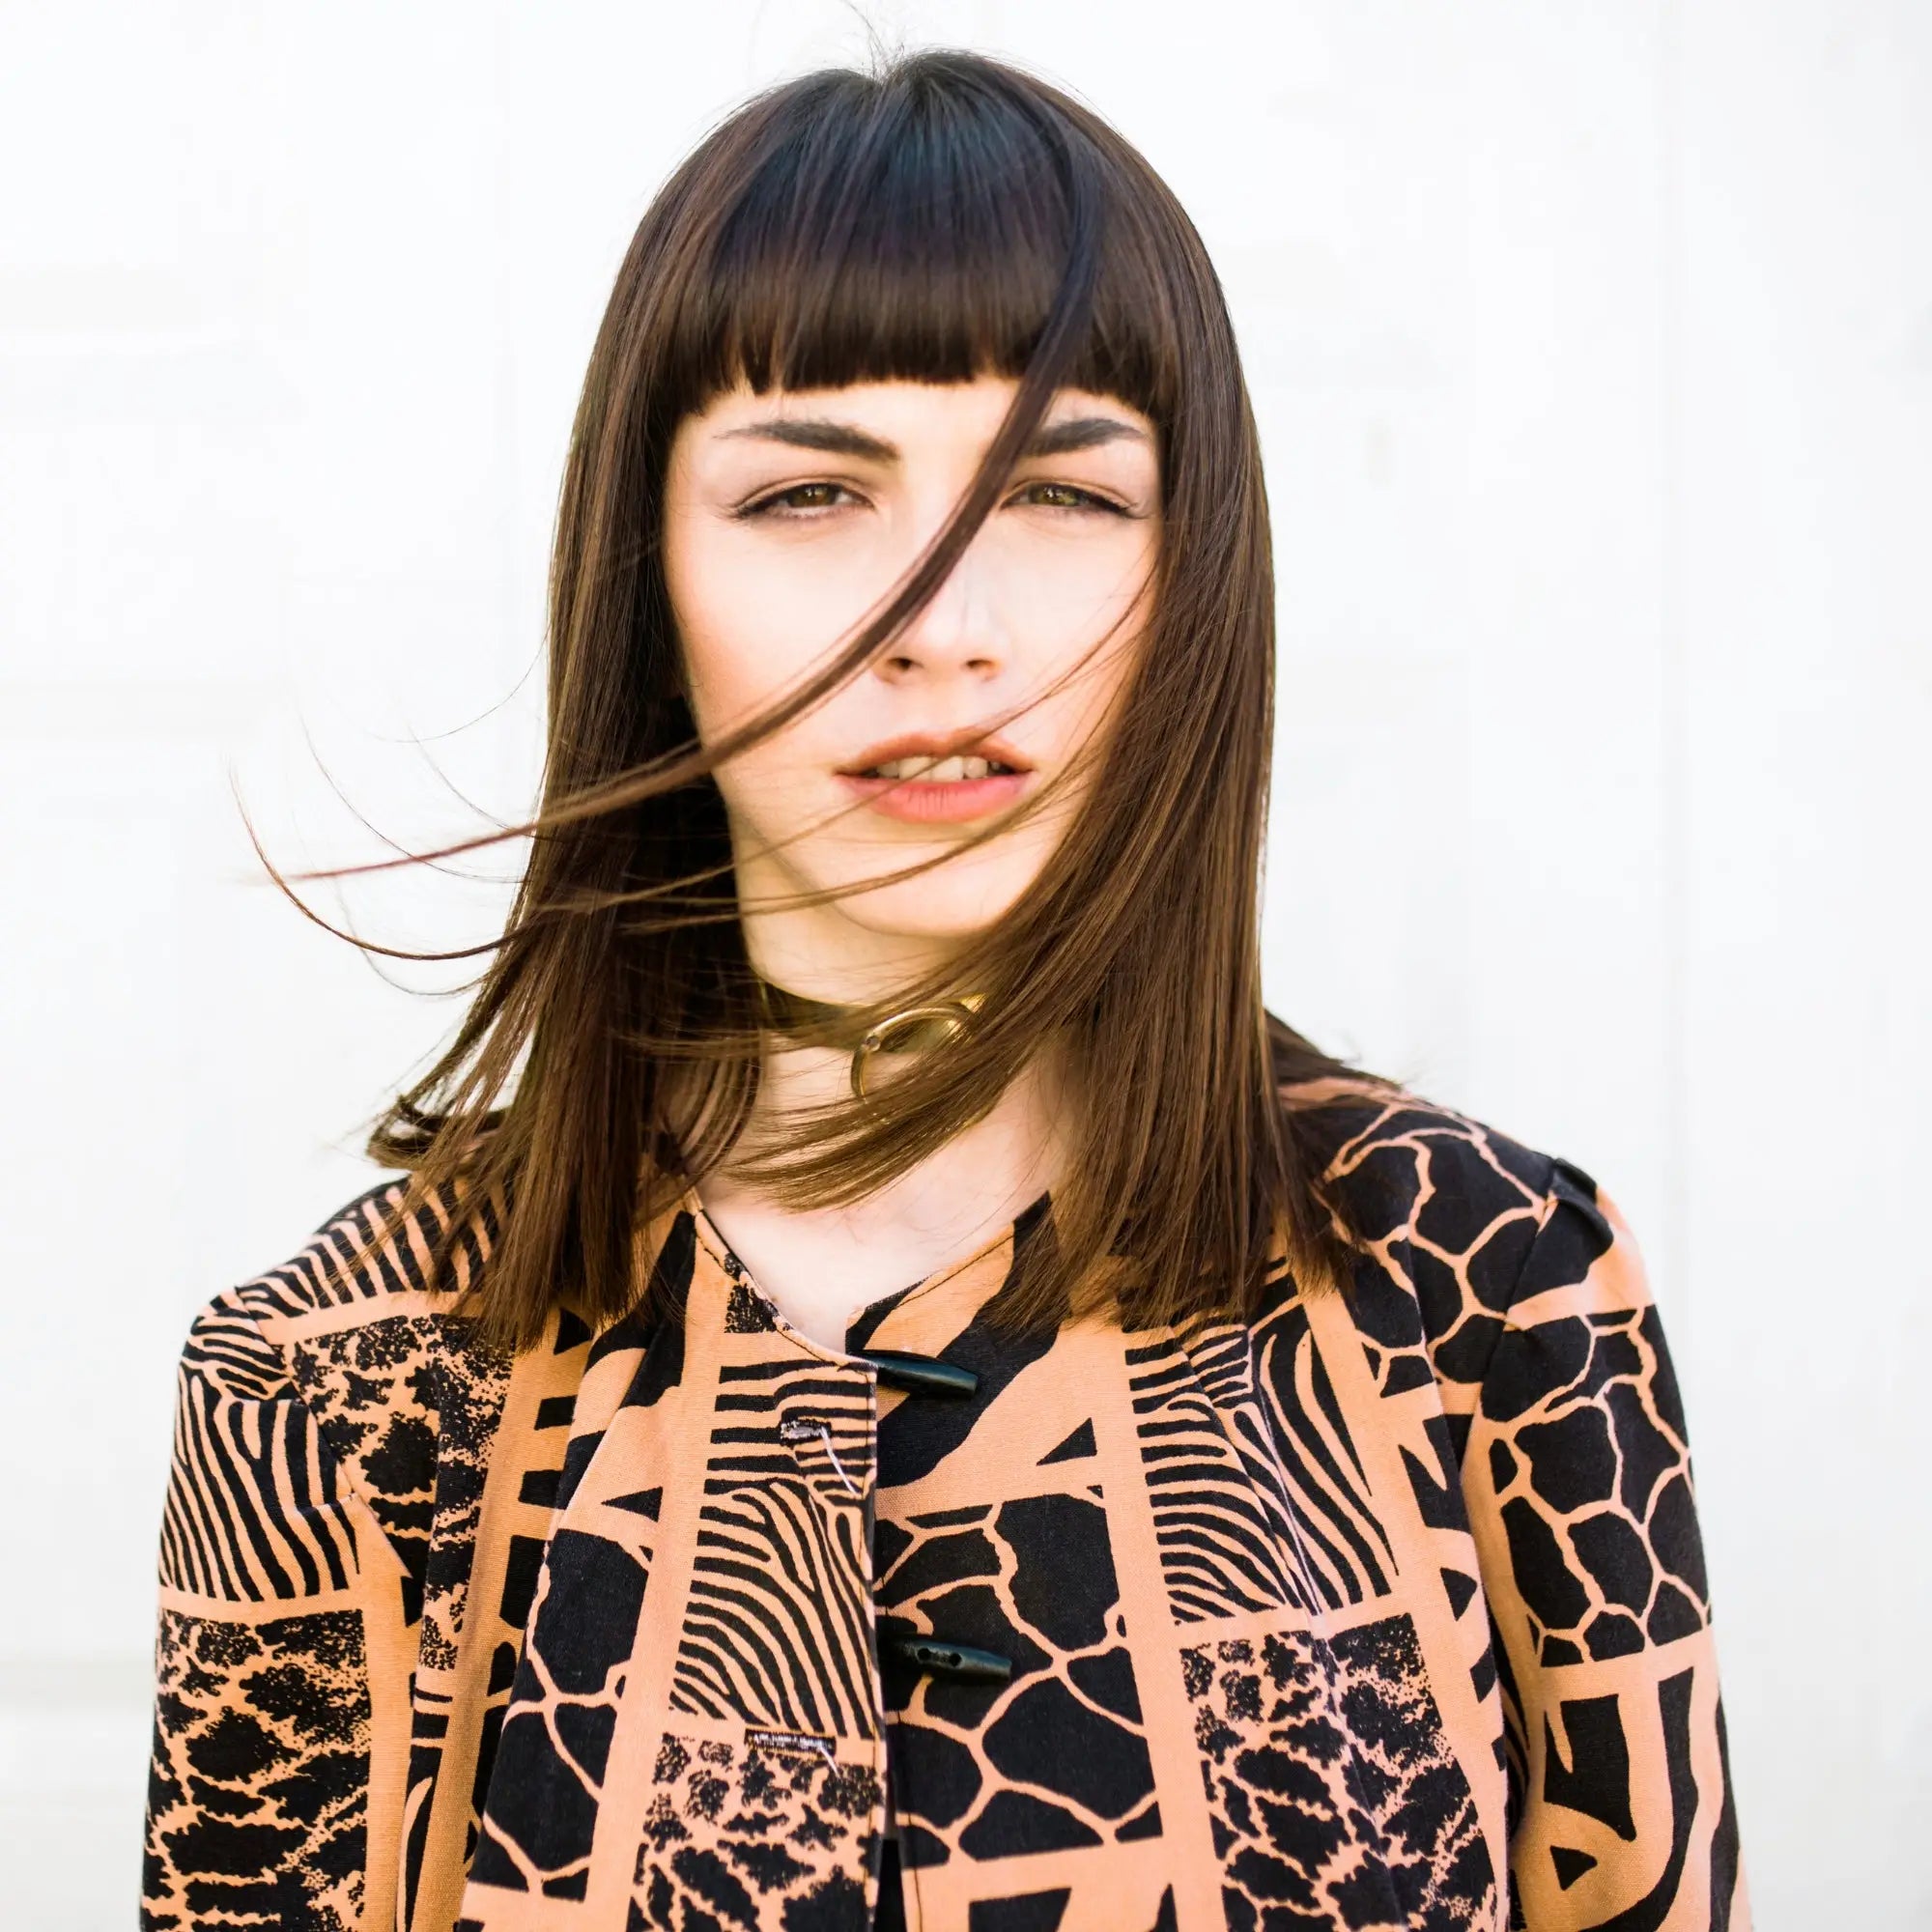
[875,1492,1161,1866]
[1297,1094,1567,1410]
[1482,1302,1708,1669]
[465,1526,651,1898]
[1296,1089,1744,1924]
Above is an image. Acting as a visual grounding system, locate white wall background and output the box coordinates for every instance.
[1,2,1925,1924]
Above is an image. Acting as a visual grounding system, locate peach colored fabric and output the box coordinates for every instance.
[141,1090,1747,1930]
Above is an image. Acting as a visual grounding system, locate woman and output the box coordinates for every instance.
[140,48,1747,1932]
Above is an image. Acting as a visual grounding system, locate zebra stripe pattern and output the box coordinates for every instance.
[227,1176,502,1324]
[1250,1297,1395,1605]
[669,1355,880,1740]
[158,1293,357,1602]
[1126,1304,1391,1621]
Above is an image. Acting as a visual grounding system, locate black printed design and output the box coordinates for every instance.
[671,1353,880,1739]
[1126,1298,1393,1621]
[877,1491,1160,1867]
[1485,1305,1709,1670]
[1183,1616,1496,1930]
[634,1731,882,1931]
[144,1608,371,1932]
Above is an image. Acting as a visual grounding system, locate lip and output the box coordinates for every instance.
[836,729,1034,778]
[835,730,1037,826]
[837,770,1033,823]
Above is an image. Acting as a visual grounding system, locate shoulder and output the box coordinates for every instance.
[174,1168,512,1433]
[169,1178,401,1391]
[166,1173,519,1598]
[1277,1076,1637,1394]
[1281,1074,1596,1245]
[184,1169,500,1342]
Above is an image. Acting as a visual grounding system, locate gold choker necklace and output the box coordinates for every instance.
[754,979,985,1100]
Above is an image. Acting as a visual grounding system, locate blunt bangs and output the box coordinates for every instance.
[344,46,1371,1360]
[664,58,1178,427]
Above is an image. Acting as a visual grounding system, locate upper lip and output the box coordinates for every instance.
[837,729,1034,777]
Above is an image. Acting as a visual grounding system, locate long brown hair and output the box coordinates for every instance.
[271,47,1378,1350]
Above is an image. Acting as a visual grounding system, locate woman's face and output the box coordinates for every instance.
[661,374,1162,993]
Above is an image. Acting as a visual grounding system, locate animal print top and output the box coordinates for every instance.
[139,1086,1748,1931]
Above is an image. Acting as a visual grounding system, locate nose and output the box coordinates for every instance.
[871,542,1007,687]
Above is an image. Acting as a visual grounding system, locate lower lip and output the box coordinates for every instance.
[836,772,1033,823]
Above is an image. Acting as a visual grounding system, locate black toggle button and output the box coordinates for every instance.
[883,1635,1011,1683]
[861,1350,979,1398]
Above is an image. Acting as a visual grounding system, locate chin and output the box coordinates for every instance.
[826,866,1037,945]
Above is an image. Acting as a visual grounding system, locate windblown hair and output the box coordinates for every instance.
[275,47,1382,1350]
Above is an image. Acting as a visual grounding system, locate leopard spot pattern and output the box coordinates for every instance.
[143,1607,370,1932]
[1182,1618,1496,1932]
[632,1731,882,1932]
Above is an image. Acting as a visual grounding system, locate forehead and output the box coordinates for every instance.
[682,376,1156,445]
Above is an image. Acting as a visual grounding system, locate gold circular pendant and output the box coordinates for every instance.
[850,999,981,1100]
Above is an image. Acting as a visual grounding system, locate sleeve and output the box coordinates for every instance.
[141,1287,375,1931]
[1462,1159,1749,1931]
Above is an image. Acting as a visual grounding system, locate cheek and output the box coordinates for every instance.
[676,578,782,737]
[668,523,835,739]
[675,593,829,829]
[1020,542,1156,733]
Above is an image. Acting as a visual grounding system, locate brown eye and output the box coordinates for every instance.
[740,481,856,519]
[1015,481,1120,513]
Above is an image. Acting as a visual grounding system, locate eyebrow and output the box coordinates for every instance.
[713,414,1151,462]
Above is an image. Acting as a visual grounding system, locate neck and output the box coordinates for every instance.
[715,891,1069,1228]
[743,921,914,1000]
[701,1028,1078,1273]
[693,1033,1079,1349]
[689,888,1082,1316]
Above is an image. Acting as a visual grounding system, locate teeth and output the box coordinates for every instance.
[865,753,1003,781]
